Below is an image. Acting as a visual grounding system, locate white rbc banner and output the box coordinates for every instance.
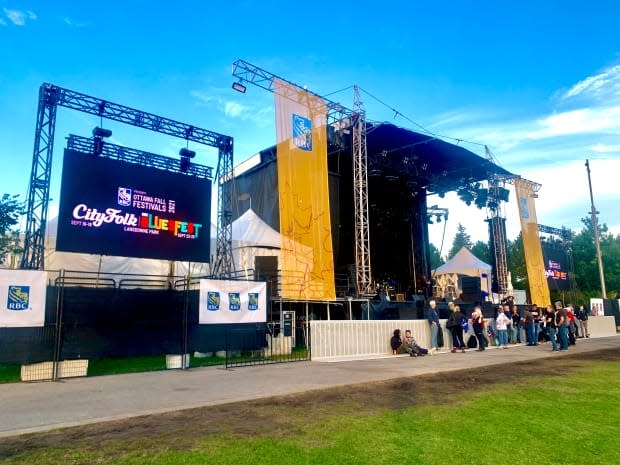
[0,269,46,327]
[590,298,604,316]
[199,279,267,324]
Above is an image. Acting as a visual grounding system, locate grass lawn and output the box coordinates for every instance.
[1,353,619,465]
[0,364,20,384]
[0,347,309,382]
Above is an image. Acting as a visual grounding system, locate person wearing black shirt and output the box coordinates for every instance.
[545,304,558,352]
[576,304,590,338]
[446,305,466,353]
[555,301,569,351]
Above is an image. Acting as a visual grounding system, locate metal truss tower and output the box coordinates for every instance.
[20,83,233,272]
[211,137,234,277]
[352,86,372,295]
[488,205,509,296]
[484,146,510,297]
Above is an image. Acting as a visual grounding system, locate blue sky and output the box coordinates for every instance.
[1,1,619,253]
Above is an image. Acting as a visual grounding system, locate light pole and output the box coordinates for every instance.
[585,159,607,298]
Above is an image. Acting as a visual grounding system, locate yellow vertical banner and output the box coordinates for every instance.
[274,78,336,300]
[513,179,550,306]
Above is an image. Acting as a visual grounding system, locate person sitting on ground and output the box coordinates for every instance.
[390,329,403,355]
[403,329,429,357]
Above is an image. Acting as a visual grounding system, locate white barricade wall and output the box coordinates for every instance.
[587,316,616,337]
[310,316,617,360]
[311,320,443,360]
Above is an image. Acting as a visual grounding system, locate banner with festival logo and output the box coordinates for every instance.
[0,270,46,327]
[274,78,335,300]
[514,179,550,306]
[198,279,267,324]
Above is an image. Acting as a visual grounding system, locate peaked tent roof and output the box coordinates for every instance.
[231,208,282,249]
[433,246,491,277]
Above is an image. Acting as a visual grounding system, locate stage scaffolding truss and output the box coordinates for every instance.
[21,83,233,274]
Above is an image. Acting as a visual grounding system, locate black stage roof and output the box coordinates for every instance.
[250,122,512,195]
[363,122,512,195]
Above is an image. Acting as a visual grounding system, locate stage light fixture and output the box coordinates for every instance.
[92,127,112,138]
[179,148,196,159]
[232,81,247,93]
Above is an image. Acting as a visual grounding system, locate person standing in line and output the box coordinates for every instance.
[523,306,537,346]
[511,304,522,343]
[427,299,440,355]
[555,301,569,351]
[471,306,486,351]
[496,306,511,349]
[576,304,590,338]
[531,303,542,344]
[545,304,558,352]
[447,305,466,353]
[566,304,578,346]
[504,304,513,343]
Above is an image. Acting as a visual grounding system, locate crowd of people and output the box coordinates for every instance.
[391,298,591,356]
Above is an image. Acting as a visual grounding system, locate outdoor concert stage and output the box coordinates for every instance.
[231,122,511,299]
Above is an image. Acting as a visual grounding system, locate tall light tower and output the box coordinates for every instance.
[585,159,607,298]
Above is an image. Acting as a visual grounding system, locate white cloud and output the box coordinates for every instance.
[224,101,246,118]
[190,88,273,127]
[591,143,620,153]
[3,8,37,26]
[563,65,620,101]
[62,16,88,28]
[525,106,620,140]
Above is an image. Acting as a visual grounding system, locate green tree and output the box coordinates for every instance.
[0,194,24,265]
[506,232,527,291]
[447,223,472,258]
[470,240,490,264]
[429,243,444,271]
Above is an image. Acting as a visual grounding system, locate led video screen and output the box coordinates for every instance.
[56,149,211,262]
[541,241,570,291]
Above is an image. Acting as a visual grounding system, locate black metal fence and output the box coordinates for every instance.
[224,322,310,368]
[0,270,309,382]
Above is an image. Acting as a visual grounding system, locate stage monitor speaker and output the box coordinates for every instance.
[461,276,481,296]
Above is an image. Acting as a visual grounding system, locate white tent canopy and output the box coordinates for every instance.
[432,247,492,300]
[433,246,491,277]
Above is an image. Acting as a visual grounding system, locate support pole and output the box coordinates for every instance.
[585,159,607,298]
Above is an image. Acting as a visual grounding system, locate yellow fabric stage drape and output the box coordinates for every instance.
[274,78,335,300]
[514,179,550,306]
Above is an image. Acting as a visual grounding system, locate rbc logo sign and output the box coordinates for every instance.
[207,292,220,311]
[118,187,132,207]
[229,293,241,311]
[248,293,259,311]
[7,285,30,311]
[292,113,312,151]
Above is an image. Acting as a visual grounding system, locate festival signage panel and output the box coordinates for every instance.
[56,149,211,262]
[198,279,267,324]
[0,270,46,327]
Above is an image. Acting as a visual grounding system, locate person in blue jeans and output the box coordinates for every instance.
[427,299,440,354]
[544,304,558,352]
[555,301,569,351]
